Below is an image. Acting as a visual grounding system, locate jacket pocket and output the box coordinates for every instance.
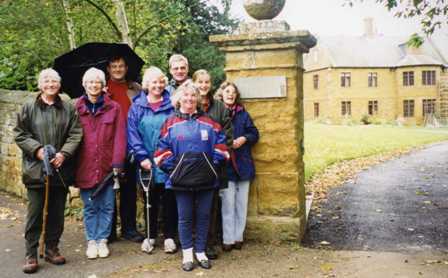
[170,152,217,189]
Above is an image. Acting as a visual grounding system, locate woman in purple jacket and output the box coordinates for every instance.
[75,68,126,260]
[217,82,259,252]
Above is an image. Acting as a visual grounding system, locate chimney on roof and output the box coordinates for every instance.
[363,17,377,38]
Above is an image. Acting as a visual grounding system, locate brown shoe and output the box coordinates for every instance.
[45,247,66,265]
[23,256,38,274]
[234,241,243,250]
[222,244,233,252]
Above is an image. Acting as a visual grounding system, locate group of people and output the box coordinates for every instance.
[14,53,259,274]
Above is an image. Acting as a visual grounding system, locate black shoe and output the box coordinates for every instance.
[198,259,212,269]
[182,261,195,272]
[206,246,218,260]
[122,230,144,243]
[222,244,233,252]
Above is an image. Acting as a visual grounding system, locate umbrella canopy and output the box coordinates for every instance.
[53,42,144,98]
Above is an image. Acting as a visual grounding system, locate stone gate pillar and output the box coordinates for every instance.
[209,1,316,241]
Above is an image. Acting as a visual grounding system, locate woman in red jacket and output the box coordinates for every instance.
[75,67,126,260]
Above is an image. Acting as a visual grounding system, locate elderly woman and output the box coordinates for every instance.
[127,66,177,254]
[192,69,232,259]
[74,67,126,259]
[14,68,82,274]
[154,83,229,271]
[217,82,259,252]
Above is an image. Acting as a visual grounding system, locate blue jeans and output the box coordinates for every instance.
[220,180,250,245]
[80,183,115,241]
[175,189,214,252]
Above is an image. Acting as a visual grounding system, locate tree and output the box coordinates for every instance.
[0,0,237,90]
[345,0,448,34]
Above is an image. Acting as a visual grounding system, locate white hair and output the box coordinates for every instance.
[142,66,167,90]
[170,80,200,109]
[82,67,106,88]
[37,68,61,90]
[168,54,189,69]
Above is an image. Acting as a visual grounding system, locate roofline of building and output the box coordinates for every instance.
[305,64,446,73]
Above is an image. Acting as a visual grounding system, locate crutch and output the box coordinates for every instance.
[139,167,153,253]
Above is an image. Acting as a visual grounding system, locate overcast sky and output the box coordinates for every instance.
[222,0,447,37]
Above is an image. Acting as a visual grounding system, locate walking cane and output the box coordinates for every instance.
[139,168,152,253]
[39,145,56,258]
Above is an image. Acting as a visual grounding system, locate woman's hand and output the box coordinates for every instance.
[232,136,247,149]
[140,159,152,170]
[50,152,65,168]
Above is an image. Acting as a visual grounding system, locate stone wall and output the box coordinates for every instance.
[0,89,33,197]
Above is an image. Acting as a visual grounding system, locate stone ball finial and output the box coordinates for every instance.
[243,0,286,20]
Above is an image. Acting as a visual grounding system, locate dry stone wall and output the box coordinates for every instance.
[0,89,34,197]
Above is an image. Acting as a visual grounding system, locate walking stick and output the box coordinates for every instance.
[139,168,152,253]
[39,145,56,258]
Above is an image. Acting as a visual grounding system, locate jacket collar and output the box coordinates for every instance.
[36,93,63,109]
[134,90,173,112]
[175,109,203,120]
[76,93,112,116]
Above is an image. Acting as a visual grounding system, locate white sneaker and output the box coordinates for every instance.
[97,239,110,258]
[141,238,155,254]
[164,238,177,253]
[86,240,98,259]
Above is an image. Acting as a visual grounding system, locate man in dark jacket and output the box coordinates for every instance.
[14,68,82,274]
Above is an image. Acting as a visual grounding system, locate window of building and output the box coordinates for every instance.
[368,72,378,87]
[314,102,319,118]
[340,72,351,87]
[422,70,436,85]
[403,99,415,117]
[313,74,319,89]
[422,99,436,116]
[341,101,351,116]
[368,100,378,115]
[403,71,414,86]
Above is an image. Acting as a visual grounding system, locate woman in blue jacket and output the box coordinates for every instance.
[217,81,259,251]
[155,82,229,271]
[127,67,177,254]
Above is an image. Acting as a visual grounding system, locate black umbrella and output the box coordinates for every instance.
[53,42,144,98]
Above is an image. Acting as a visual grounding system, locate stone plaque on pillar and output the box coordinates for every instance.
[234,76,287,99]
[210,0,316,242]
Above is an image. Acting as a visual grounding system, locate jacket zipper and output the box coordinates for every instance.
[202,152,218,178]
[169,153,185,180]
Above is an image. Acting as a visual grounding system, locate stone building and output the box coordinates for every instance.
[303,19,448,125]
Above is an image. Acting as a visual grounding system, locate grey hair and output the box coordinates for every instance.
[170,80,200,109]
[37,68,61,90]
[142,66,167,90]
[168,54,189,69]
[82,67,106,88]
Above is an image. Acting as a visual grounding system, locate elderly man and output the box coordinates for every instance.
[106,56,144,243]
[166,54,190,95]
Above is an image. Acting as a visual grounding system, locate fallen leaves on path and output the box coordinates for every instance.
[306,148,417,203]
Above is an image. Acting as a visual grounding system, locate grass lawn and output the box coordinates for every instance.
[304,123,448,181]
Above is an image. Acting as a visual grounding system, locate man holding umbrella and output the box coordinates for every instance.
[54,43,145,243]
[106,56,144,243]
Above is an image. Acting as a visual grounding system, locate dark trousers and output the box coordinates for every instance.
[206,189,221,247]
[142,184,177,239]
[111,160,138,237]
[25,187,67,258]
[175,189,214,252]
